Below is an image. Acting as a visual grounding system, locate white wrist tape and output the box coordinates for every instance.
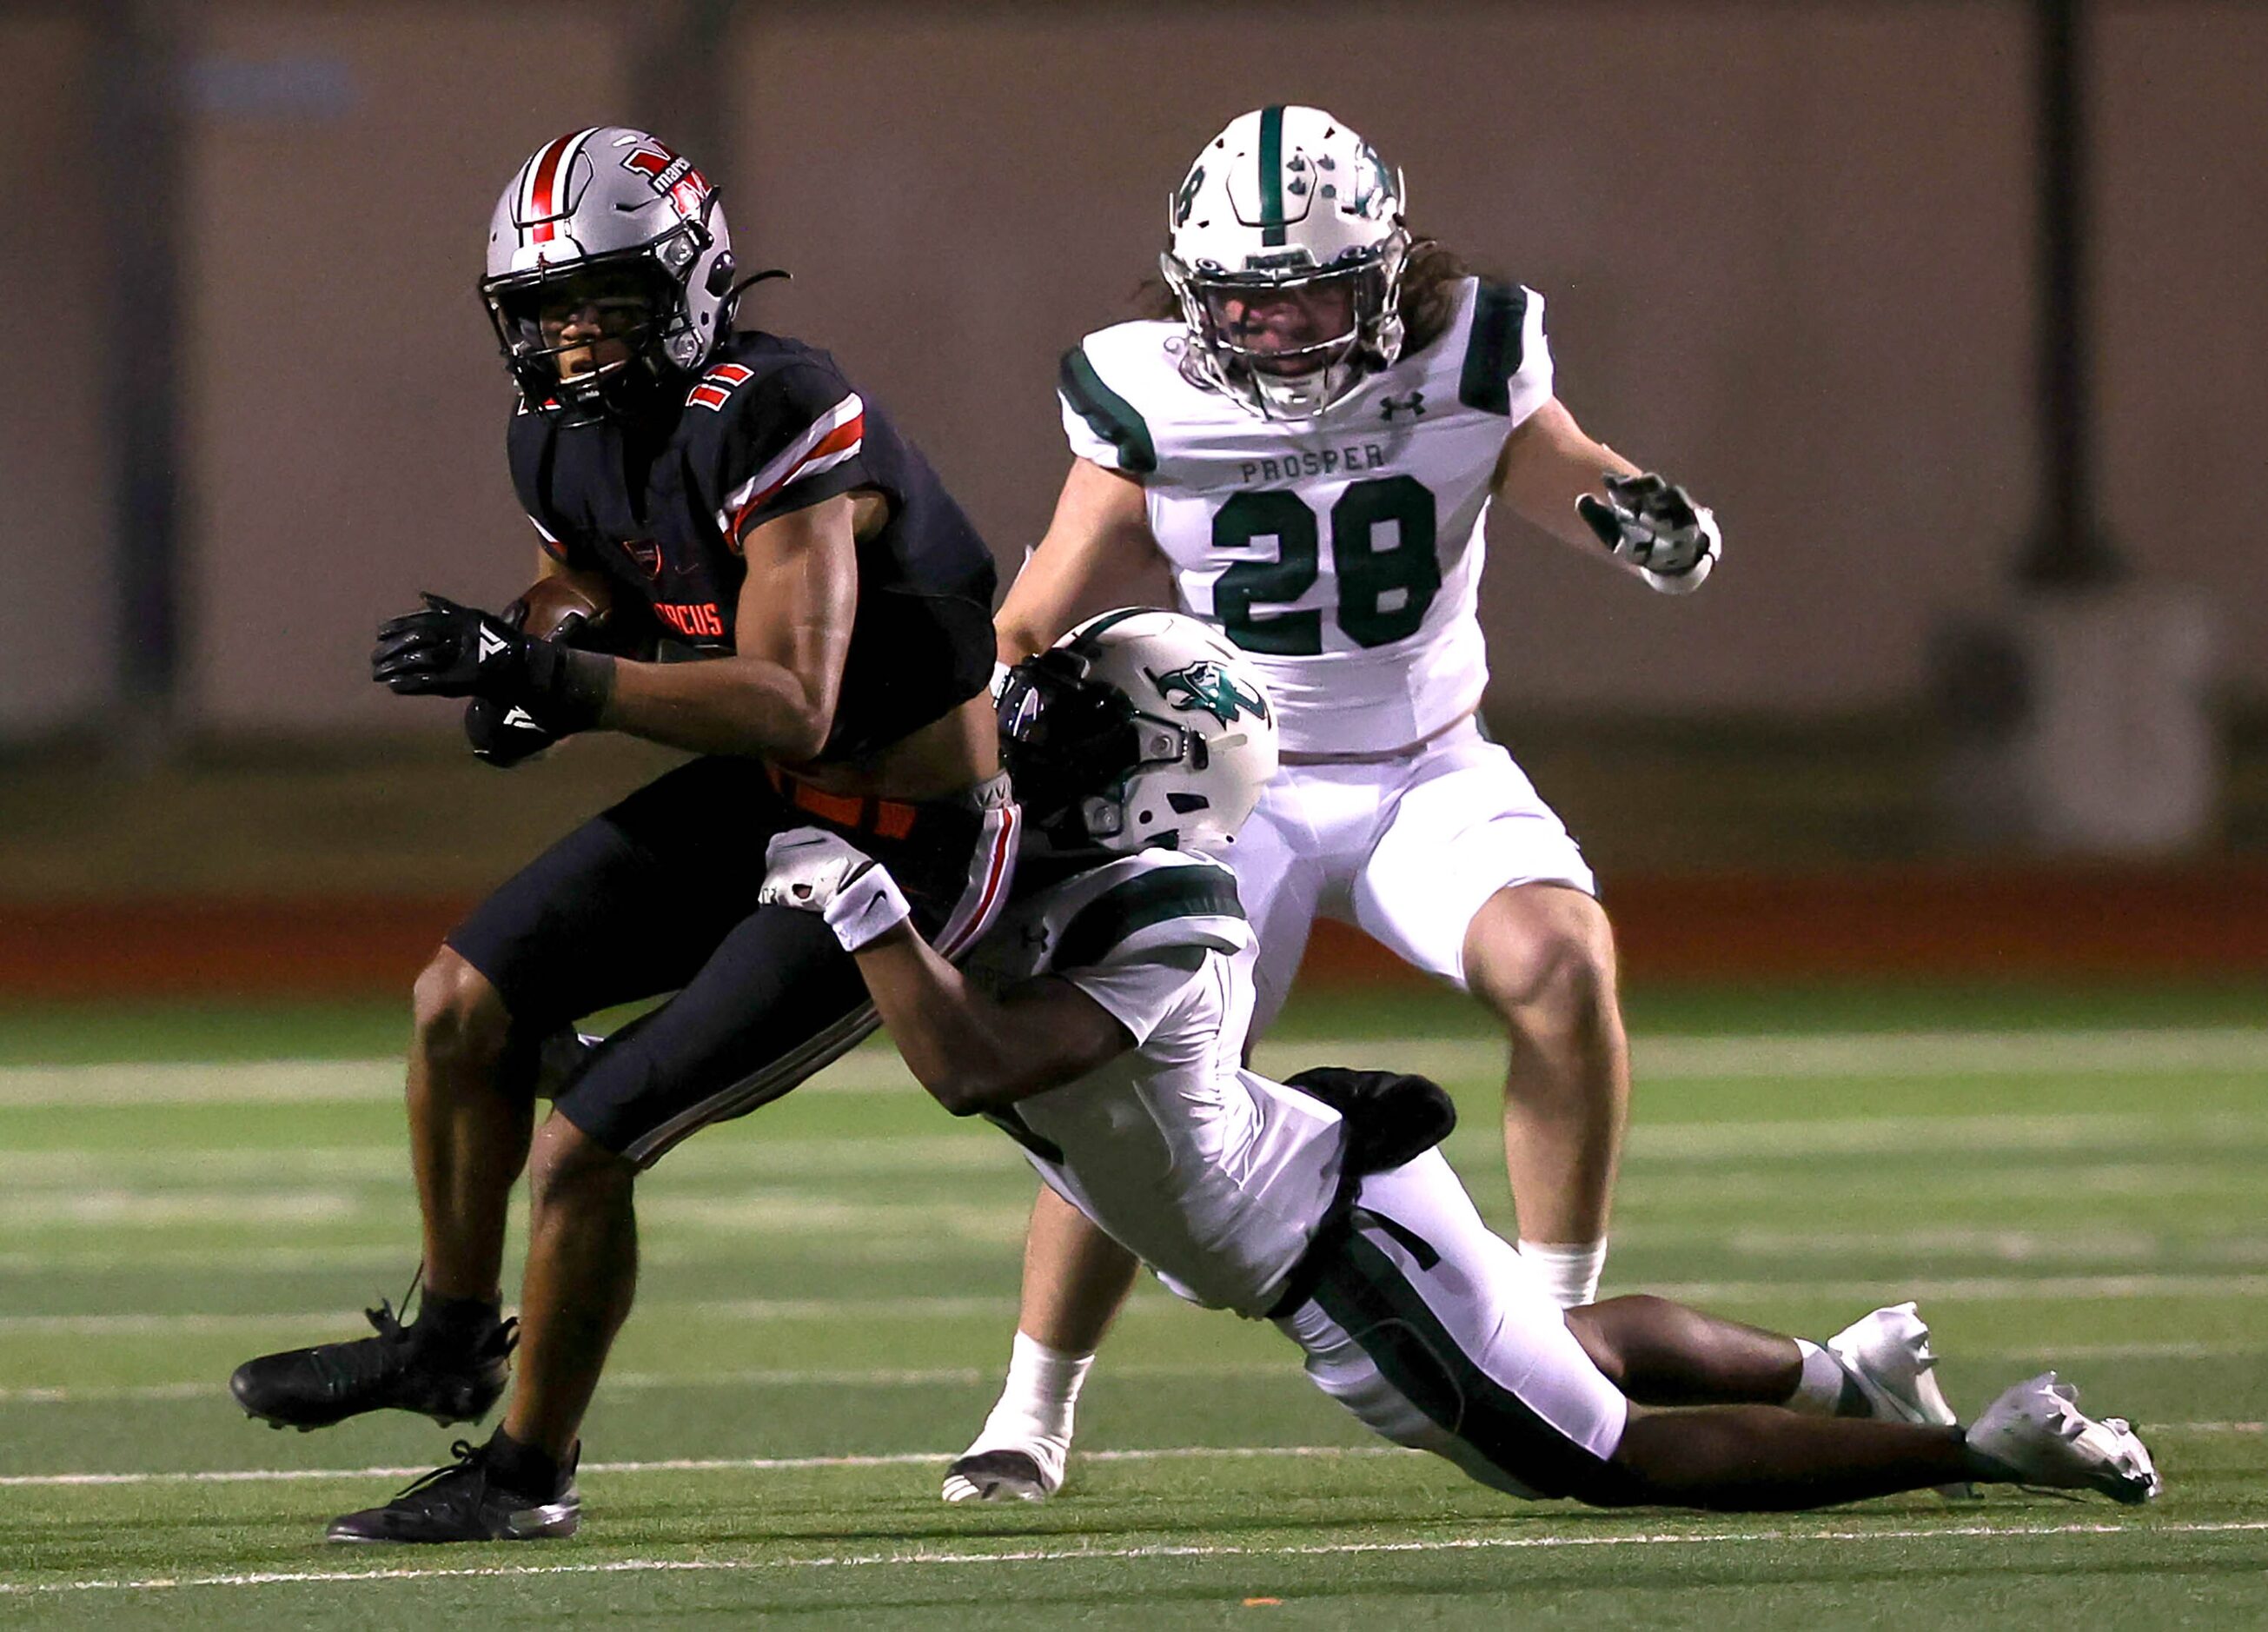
[820,862,912,952]
[1642,550,1714,595]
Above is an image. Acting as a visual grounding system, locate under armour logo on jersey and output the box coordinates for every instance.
[1019,923,1051,952]
[1148,660,1270,726]
[1380,391,1426,421]
[477,627,510,664]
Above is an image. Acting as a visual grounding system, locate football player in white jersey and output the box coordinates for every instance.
[759,611,2160,1516]
[953,105,1721,1499]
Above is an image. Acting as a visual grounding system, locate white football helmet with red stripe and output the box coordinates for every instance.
[481,126,738,416]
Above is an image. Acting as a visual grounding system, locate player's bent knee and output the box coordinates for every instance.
[410,948,513,1071]
[1560,1302,1628,1387]
[1463,886,1619,1033]
[526,1112,634,1214]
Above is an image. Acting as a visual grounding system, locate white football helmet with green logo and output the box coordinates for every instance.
[1162,105,1412,420]
[998,609,1280,855]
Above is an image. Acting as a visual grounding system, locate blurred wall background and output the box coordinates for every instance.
[3,1,2265,967]
[3,0,2261,736]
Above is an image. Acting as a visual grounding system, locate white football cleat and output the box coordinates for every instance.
[1827,1301,1972,1497]
[941,1442,1065,1504]
[1827,1302,1958,1427]
[1966,1372,2163,1505]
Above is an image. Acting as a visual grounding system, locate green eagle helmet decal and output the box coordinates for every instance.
[1148,660,1272,726]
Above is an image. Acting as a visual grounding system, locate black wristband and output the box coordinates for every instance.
[513,638,613,734]
[551,645,616,731]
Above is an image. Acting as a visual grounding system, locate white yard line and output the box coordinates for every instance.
[3,1516,2265,1596]
[1,1163,2259,1239]
[3,1026,2262,1106]
[0,1296,1025,1335]
[6,1227,2267,1277]
[0,1136,1004,1184]
[2,1430,2257,1490]
[0,1444,1396,1488]
[1641,1272,2268,1303]
[7,1272,2264,1337]
[3,1345,2258,1407]
[6,1112,2265,1191]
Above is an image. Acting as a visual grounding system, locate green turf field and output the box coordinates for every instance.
[1,984,2263,1628]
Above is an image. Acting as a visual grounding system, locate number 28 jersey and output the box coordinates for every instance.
[1058,277,1552,755]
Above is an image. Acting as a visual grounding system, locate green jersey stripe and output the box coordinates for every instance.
[1258,104,1286,247]
[1058,346,1157,474]
[1456,282,1529,415]
[1053,866,1244,972]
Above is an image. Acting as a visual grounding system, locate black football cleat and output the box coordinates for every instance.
[327,1439,580,1543]
[229,1295,516,1431]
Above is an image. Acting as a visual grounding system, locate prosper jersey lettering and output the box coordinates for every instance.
[1059,277,1552,754]
[509,330,998,763]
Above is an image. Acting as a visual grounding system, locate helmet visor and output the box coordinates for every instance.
[487,257,677,388]
[1192,265,1373,376]
[998,656,1139,819]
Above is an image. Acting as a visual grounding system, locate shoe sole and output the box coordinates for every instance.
[326,1500,581,1544]
[943,1450,1056,1503]
[230,1370,504,1433]
[240,1403,494,1432]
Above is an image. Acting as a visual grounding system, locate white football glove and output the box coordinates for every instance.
[1576,472,1721,594]
[759,826,912,952]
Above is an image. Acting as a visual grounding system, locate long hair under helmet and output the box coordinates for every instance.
[481,127,740,420]
[1162,105,1414,421]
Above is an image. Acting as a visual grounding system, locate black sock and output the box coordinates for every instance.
[484,1427,565,1499]
[410,1291,501,1357]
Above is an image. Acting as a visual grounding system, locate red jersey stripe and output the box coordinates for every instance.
[726,414,865,544]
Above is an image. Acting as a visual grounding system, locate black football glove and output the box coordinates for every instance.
[1575,472,1721,594]
[463,697,560,767]
[371,593,612,732]
[456,598,601,768]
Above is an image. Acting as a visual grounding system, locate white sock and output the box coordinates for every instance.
[966,1331,1092,1470]
[1787,1338,1851,1415]
[1518,1239,1607,1309]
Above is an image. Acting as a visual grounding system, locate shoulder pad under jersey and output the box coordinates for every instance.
[1042,850,1250,975]
[686,342,871,550]
[1454,280,1554,423]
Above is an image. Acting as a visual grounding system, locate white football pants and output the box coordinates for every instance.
[1227,719,1595,1029]
[1273,1147,1628,1499]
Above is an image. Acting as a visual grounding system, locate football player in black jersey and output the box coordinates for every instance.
[229,127,1018,1543]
